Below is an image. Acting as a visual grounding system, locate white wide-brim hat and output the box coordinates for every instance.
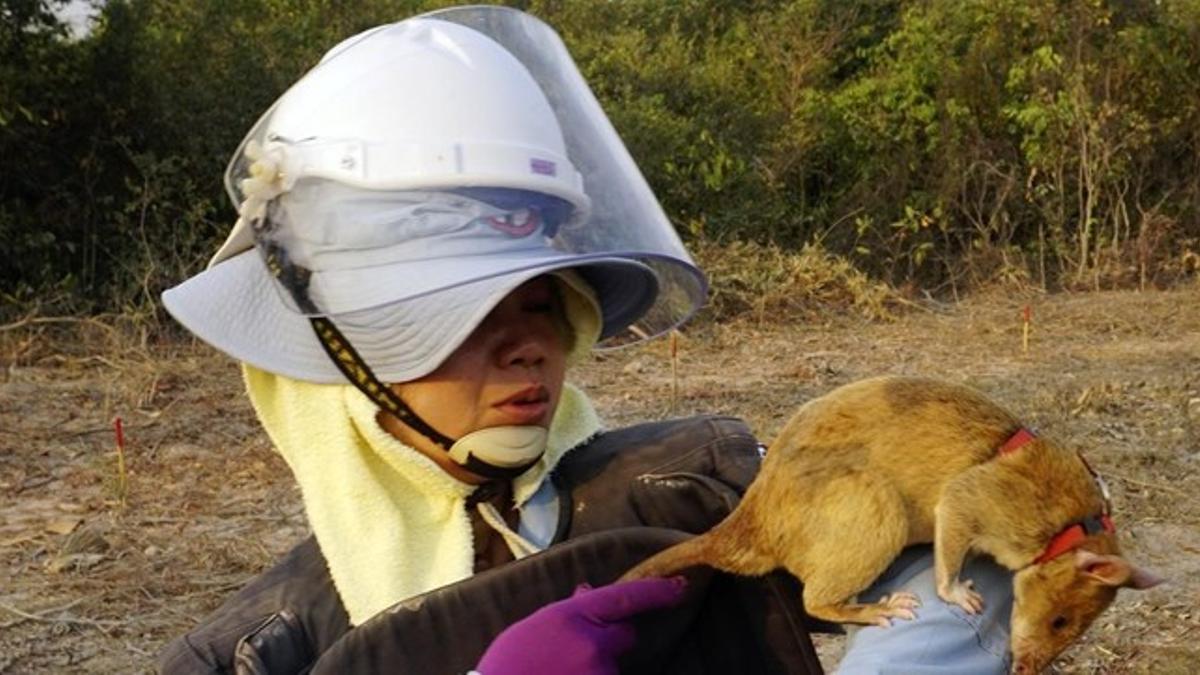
[162,245,658,384]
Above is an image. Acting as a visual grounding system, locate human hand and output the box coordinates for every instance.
[475,576,688,675]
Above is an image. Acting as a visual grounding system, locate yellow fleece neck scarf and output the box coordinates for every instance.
[243,365,602,625]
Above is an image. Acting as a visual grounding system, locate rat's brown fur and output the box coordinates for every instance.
[622,376,1160,672]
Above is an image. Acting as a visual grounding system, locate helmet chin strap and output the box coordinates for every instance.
[255,241,543,480]
[449,426,548,477]
[309,316,545,481]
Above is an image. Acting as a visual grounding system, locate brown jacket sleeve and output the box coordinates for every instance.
[157,536,349,675]
[158,415,818,675]
[310,527,824,674]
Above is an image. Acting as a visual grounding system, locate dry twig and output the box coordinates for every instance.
[0,598,119,632]
[1107,472,1193,499]
[0,315,117,336]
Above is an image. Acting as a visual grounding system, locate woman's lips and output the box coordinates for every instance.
[494,386,551,424]
[495,400,551,425]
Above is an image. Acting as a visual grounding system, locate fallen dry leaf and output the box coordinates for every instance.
[45,517,83,536]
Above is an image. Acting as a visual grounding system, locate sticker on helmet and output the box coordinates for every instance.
[530,158,557,176]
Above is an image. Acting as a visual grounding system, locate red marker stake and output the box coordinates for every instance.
[113,416,128,506]
[1022,305,1032,354]
[669,331,680,412]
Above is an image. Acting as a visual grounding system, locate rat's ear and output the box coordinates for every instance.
[1075,550,1165,589]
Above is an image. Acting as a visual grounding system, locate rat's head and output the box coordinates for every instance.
[1009,548,1164,674]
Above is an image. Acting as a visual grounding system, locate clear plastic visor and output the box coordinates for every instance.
[224,6,706,348]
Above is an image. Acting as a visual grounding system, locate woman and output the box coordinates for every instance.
[160,7,1013,674]
[160,8,784,672]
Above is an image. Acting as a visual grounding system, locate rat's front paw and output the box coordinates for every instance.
[938,578,984,614]
[866,591,922,628]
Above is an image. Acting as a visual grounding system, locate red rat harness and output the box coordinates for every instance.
[996,428,1116,564]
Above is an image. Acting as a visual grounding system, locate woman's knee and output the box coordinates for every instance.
[835,546,1013,675]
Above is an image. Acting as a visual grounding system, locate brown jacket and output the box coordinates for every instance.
[159,416,825,674]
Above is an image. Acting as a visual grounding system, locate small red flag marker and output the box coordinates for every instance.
[1021,305,1032,354]
[669,330,680,411]
[113,416,128,506]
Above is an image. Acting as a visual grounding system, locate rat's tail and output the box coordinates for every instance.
[619,516,773,581]
[619,533,718,581]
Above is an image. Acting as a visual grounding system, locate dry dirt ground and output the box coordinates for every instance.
[2,287,1198,673]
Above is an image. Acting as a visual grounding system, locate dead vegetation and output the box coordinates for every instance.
[692,239,900,324]
[2,281,1199,673]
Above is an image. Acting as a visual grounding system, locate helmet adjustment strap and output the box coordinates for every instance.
[256,234,456,450]
[308,316,457,450]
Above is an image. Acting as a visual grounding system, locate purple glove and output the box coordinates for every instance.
[475,577,688,675]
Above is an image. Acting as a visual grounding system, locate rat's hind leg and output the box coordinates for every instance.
[780,471,917,627]
[803,588,922,628]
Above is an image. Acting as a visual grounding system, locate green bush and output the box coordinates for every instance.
[2,0,1197,323]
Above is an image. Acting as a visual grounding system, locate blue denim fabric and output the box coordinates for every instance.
[835,546,1013,674]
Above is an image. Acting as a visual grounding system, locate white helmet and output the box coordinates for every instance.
[209,17,591,269]
[222,19,589,243]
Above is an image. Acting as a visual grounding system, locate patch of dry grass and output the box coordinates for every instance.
[691,239,899,324]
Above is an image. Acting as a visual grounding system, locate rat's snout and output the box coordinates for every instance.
[1009,639,1044,675]
[1010,656,1045,675]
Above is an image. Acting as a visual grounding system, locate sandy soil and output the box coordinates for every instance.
[2,286,1198,673]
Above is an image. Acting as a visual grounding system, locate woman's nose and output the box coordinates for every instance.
[498,329,549,368]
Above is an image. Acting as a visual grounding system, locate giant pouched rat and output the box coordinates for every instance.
[621,376,1163,673]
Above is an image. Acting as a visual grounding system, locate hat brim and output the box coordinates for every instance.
[163,249,657,383]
